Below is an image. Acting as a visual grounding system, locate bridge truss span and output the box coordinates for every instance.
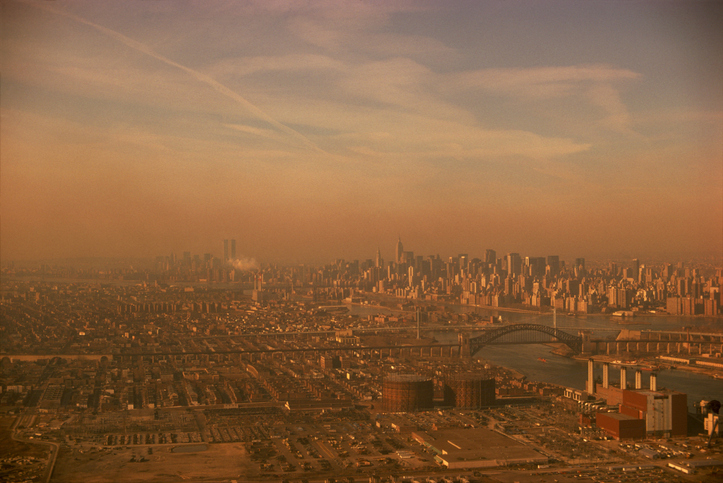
[468,323,582,356]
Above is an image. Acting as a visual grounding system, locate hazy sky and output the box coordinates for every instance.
[2,0,722,264]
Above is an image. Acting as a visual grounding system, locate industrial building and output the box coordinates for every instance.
[411,428,548,469]
[443,373,495,408]
[596,412,646,440]
[586,359,688,439]
[619,388,687,437]
[382,373,434,412]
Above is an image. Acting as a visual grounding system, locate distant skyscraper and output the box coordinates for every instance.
[632,258,640,283]
[231,239,236,260]
[485,249,496,265]
[459,254,468,270]
[223,239,229,261]
[506,253,522,276]
[547,255,560,276]
[529,257,546,277]
[376,248,383,268]
[395,237,404,264]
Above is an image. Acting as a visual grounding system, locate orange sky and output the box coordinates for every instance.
[2,0,722,264]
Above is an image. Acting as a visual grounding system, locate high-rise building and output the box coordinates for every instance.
[506,253,521,276]
[547,255,560,276]
[223,239,229,261]
[231,239,236,260]
[529,257,546,278]
[395,237,404,264]
[459,254,468,270]
[632,258,640,283]
[484,249,496,265]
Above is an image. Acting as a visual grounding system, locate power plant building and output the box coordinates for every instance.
[596,412,646,440]
[586,359,687,439]
[382,374,433,412]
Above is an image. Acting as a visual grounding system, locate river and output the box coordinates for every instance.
[474,343,723,411]
[430,308,723,410]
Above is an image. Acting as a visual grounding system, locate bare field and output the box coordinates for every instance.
[0,416,49,459]
[52,443,255,483]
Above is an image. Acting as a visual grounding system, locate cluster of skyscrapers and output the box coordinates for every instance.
[223,239,236,261]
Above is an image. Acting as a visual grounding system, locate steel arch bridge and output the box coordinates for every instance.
[468,324,582,356]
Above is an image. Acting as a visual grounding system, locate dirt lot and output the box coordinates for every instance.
[52,443,255,483]
[0,415,52,483]
[0,416,49,459]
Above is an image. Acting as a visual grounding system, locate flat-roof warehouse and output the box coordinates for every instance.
[411,428,547,469]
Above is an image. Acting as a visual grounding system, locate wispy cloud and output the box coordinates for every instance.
[448,64,640,98]
[444,64,642,136]
[21,0,327,154]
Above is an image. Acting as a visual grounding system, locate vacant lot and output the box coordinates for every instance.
[52,443,254,483]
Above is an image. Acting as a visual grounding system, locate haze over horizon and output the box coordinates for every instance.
[2,0,722,265]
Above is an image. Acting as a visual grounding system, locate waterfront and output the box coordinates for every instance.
[431,312,723,409]
[477,343,723,410]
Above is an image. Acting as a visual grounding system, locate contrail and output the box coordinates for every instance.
[25,1,326,154]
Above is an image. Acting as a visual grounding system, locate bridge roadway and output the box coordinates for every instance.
[113,342,462,360]
[117,324,586,360]
[175,324,621,341]
[6,326,722,362]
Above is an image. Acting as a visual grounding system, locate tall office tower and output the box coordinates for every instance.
[223,239,229,261]
[231,239,236,260]
[631,258,640,282]
[430,255,442,280]
[677,278,690,297]
[404,251,414,265]
[632,258,640,283]
[662,263,671,280]
[547,255,560,276]
[506,253,522,276]
[375,248,383,268]
[484,249,496,265]
[574,258,586,278]
[459,254,468,270]
[529,257,546,278]
[395,237,404,264]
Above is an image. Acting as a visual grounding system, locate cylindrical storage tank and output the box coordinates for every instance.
[382,374,434,412]
[443,374,495,408]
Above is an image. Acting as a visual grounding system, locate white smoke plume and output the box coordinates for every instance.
[230,257,259,271]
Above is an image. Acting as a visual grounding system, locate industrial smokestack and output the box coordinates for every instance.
[620,366,627,390]
[650,373,657,392]
[603,363,609,389]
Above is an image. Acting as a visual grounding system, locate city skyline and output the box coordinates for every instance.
[3,235,721,270]
[2,0,722,263]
